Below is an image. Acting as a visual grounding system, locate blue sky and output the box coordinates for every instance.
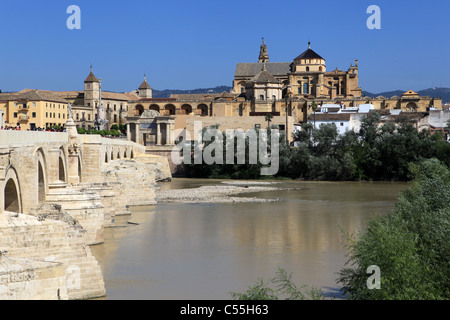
[0,0,449,93]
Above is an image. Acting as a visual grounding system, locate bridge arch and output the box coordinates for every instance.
[58,147,67,182]
[3,166,22,213]
[35,148,48,203]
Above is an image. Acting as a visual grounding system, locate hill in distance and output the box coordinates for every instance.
[363,87,450,103]
[152,86,232,98]
[152,86,450,103]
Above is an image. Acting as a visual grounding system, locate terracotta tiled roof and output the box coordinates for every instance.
[139,78,152,89]
[101,91,139,101]
[84,70,99,83]
[0,89,69,103]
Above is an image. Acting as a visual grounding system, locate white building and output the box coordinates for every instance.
[308,103,375,134]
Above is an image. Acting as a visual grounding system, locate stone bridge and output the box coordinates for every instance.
[0,119,171,300]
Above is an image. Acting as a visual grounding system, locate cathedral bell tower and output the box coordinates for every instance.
[258,38,269,63]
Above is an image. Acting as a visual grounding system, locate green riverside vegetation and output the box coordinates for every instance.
[183,111,450,181]
[232,158,449,300]
[338,158,450,299]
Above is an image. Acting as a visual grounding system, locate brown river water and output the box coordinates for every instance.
[90,178,409,300]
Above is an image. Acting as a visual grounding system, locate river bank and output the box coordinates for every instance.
[156,180,286,203]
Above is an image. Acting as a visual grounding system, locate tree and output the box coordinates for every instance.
[309,101,318,129]
[338,159,450,299]
[265,113,273,128]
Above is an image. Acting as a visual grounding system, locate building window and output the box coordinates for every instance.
[340,122,344,126]
[303,83,309,94]
[14,112,18,118]
[298,87,301,94]
[306,67,310,72]
[88,114,91,121]
[255,124,261,129]
[33,102,36,107]
[32,112,36,118]
[260,95,264,100]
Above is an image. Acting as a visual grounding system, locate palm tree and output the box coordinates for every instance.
[309,101,318,129]
[265,113,274,128]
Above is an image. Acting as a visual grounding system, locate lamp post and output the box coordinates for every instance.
[285,95,290,146]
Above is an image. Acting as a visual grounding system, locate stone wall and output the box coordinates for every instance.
[0,206,105,300]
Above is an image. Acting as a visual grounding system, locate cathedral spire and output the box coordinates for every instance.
[258,38,269,63]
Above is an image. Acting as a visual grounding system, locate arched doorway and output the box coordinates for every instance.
[135,105,144,116]
[197,104,208,116]
[406,102,417,111]
[149,104,160,112]
[164,104,176,116]
[181,104,192,115]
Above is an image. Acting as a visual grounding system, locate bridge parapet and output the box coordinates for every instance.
[0,131,68,146]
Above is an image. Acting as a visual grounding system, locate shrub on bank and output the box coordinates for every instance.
[338,158,450,300]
